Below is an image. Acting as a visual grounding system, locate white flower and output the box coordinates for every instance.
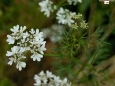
[29,37,46,54]
[16,61,26,71]
[38,44,46,54]
[46,70,54,78]
[67,0,82,5]
[56,8,76,26]
[19,26,26,33]
[39,71,48,84]
[60,78,71,86]
[6,46,26,57]
[10,25,19,33]
[23,31,29,39]
[50,24,63,43]
[6,46,19,56]
[42,24,64,43]
[34,70,71,86]
[19,47,26,53]
[6,25,28,44]
[53,76,61,84]
[11,25,27,39]
[11,25,26,34]
[34,74,41,86]
[31,53,43,61]
[6,35,15,44]
[29,28,35,34]
[39,0,57,17]
[41,28,51,39]
[7,57,16,65]
[34,29,43,41]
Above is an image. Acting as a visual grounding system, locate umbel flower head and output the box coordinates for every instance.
[42,24,64,43]
[56,7,76,26]
[6,25,46,71]
[67,0,82,5]
[34,70,71,86]
[39,0,57,17]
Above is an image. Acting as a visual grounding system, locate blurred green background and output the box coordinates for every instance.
[0,0,115,86]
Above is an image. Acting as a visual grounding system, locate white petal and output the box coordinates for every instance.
[6,35,15,44]
[6,51,13,56]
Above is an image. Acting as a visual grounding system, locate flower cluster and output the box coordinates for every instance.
[67,0,82,5]
[56,8,76,26]
[42,24,64,43]
[39,0,57,17]
[70,13,88,29]
[6,25,46,71]
[80,20,88,29]
[38,0,77,26]
[34,70,71,86]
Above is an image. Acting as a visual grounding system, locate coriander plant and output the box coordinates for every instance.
[5,0,115,86]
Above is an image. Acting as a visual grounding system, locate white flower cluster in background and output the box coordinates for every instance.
[38,0,82,26]
[6,25,46,71]
[56,8,76,26]
[67,0,82,5]
[34,70,71,86]
[42,24,64,43]
[39,0,57,17]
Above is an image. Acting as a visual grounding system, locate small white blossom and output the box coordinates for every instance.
[42,24,64,43]
[10,25,19,33]
[41,28,51,39]
[34,70,71,86]
[50,24,64,42]
[23,31,29,39]
[67,0,82,5]
[39,71,48,84]
[6,25,28,45]
[29,28,35,34]
[31,53,43,61]
[39,0,57,17]
[38,44,46,54]
[46,70,54,78]
[56,8,76,26]
[16,61,26,71]
[7,57,16,65]
[34,29,44,41]
[6,46,20,56]
[60,78,71,86]
[34,75,41,86]
[6,35,15,44]
[53,76,61,85]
